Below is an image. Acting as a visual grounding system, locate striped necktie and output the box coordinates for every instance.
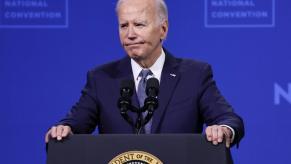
[137,69,153,134]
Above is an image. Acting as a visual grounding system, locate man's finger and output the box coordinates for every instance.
[225,133,231,148]
[211,125,218,145]
[205,126,213,141]
[222,127,231,138]
[45,129,52,143]
[56,126,64,140]
[222,127,232,148]
[61,126,71,137]
[217,127,224,143]
[51,126,57,138]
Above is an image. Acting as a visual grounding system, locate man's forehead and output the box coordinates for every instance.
[118,0,156,8]
[118,2,155,22]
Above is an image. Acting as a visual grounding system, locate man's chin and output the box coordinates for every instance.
[128,55,143,61]
[127,52,144,60]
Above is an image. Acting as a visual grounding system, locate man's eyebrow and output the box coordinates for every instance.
[134,20,148,24]
[119,21,128,25]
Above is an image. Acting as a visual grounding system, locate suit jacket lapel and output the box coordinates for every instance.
[151,50,181,133]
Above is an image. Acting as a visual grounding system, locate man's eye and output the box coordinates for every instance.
[135,23,145,27]
[120,24,128,28]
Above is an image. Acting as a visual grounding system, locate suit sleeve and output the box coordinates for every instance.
[58,70,100,134]
[198,64,245,147]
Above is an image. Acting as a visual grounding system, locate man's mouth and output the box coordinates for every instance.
[124,42,145,47]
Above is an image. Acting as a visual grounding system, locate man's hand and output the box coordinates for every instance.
[45,125,72,143]
[205,125,232,148]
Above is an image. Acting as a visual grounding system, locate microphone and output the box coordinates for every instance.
[142,78,159,126]
[120,80,134,99]
[118,79,135,126]
[146,77,159,98]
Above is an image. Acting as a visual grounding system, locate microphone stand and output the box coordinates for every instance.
[118,78,159,134]
[119,103,157,134]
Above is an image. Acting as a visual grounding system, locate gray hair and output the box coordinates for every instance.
[116,0,168,24]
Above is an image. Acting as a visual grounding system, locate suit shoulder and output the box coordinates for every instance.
[87,57,127,77]
[177,58,210,73]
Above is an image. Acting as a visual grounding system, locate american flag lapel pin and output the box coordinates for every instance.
[170,73,176,77]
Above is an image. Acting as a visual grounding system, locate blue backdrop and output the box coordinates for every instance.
[0,0,290,163]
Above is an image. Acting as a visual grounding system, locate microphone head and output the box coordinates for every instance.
[120,79,134,97]
[146,78,159,96]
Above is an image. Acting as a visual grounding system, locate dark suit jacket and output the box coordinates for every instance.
[59,49,244,146]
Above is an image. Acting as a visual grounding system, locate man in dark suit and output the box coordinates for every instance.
[45,0,244,147]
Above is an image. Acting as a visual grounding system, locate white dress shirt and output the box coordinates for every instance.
[131,49,165,91]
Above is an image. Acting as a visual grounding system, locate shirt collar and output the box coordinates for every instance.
[131,49,165,81]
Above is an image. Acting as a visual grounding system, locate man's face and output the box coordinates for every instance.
[117,0,168,61]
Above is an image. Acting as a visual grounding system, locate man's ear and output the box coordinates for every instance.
[160,20,169,40]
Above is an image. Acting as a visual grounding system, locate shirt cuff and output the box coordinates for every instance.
[220,124,235,143]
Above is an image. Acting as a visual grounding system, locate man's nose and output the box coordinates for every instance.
[127,26,137,40]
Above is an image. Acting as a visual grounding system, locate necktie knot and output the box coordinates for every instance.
[139,69,152,79]
[138,69,152,84]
